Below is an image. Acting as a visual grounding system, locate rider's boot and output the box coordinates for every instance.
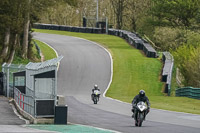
[132,113,134,118]
[131,109,134,118]
[135,120,138,126]
[144,111,147,120]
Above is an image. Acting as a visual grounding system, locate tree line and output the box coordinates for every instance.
[0,0,200,87]
[0,0,75,64]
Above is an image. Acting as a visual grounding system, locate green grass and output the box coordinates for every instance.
[31,40,41,59]
[12,55,30,64]
[33,29,200,114]
[12,40,41,64]
[33,39,57,60]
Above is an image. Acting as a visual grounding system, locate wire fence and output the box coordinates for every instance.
[2,63,26,97]
[1,57,63,118]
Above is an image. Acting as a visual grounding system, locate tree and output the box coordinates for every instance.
[110,0,127,29]
[151,0,200,28]
[0,0,11,59]
[21,0,78,59]
[124,0,151,32]
[22,0,31,59]
[0,0,25,62]
[173,44,200,88]
[8,0,26,63]
[0,0,76,63]
[153,27,185,50]
[185,47,200,87]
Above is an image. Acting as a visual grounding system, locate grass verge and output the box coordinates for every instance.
[33,29,200,114]
[33,39,57,60]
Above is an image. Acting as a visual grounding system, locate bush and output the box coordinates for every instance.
[153,27,185,51]
[173,45,200,87]
[185,47,200,87]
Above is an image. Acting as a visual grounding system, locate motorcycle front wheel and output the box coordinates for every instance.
[93,97,97,104]
[138,113,144,127]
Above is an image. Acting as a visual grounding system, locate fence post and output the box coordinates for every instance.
[6,64,10,97]
[23,95,24,110]
[20,93,22,107]
[18,91,19,104]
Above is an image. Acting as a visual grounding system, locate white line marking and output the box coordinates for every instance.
[33,39,61,70]
[39,41,58,58]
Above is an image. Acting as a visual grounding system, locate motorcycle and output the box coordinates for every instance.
[134,101,148,127]
[92,90,100,104]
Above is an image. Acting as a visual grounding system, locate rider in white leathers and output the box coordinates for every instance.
[91,84,101,101]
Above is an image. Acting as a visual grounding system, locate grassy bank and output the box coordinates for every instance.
[33,29,200,114]
[33,39,57,60]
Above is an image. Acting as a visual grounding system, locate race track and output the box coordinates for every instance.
[33,32,200,133]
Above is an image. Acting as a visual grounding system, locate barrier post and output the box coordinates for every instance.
[23,95,24,110]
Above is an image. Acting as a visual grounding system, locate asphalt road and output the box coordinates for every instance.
[33,32,200,133]
[0,96,56,132]
[0,96,25,125]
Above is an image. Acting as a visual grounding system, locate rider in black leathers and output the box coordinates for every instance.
[131,90,150,120]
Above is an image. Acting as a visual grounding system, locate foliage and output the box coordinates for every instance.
[186,31,200,47]
[173,44,200,87]
[185,47,200,87]
[123,0,151,32]
[0,0,75,65]
[12,40,41,64]
[110,0,128,29]
[37,0,151,32]
[151,0,200,28]
[153,27,185,51]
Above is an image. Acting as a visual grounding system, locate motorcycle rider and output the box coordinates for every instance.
[131,90,150,120]
[91,84,101,101]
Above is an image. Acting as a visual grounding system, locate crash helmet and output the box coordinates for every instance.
[94,84,98,89]
[139,90,145,97]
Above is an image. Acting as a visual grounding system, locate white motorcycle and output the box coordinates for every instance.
[92,90,100,104]
[134,101,148,127]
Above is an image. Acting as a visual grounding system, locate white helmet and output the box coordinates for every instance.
[94,84,98,89]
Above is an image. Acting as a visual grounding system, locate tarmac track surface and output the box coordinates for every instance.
[0,96,56,132]
[33,32,200,133]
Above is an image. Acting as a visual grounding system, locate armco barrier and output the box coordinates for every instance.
[162,52,174,95]
[143,43,157,57]
[176,87,200,99]
[107,29,158,58]
[33,23,158,58]
[33,23,103,34]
